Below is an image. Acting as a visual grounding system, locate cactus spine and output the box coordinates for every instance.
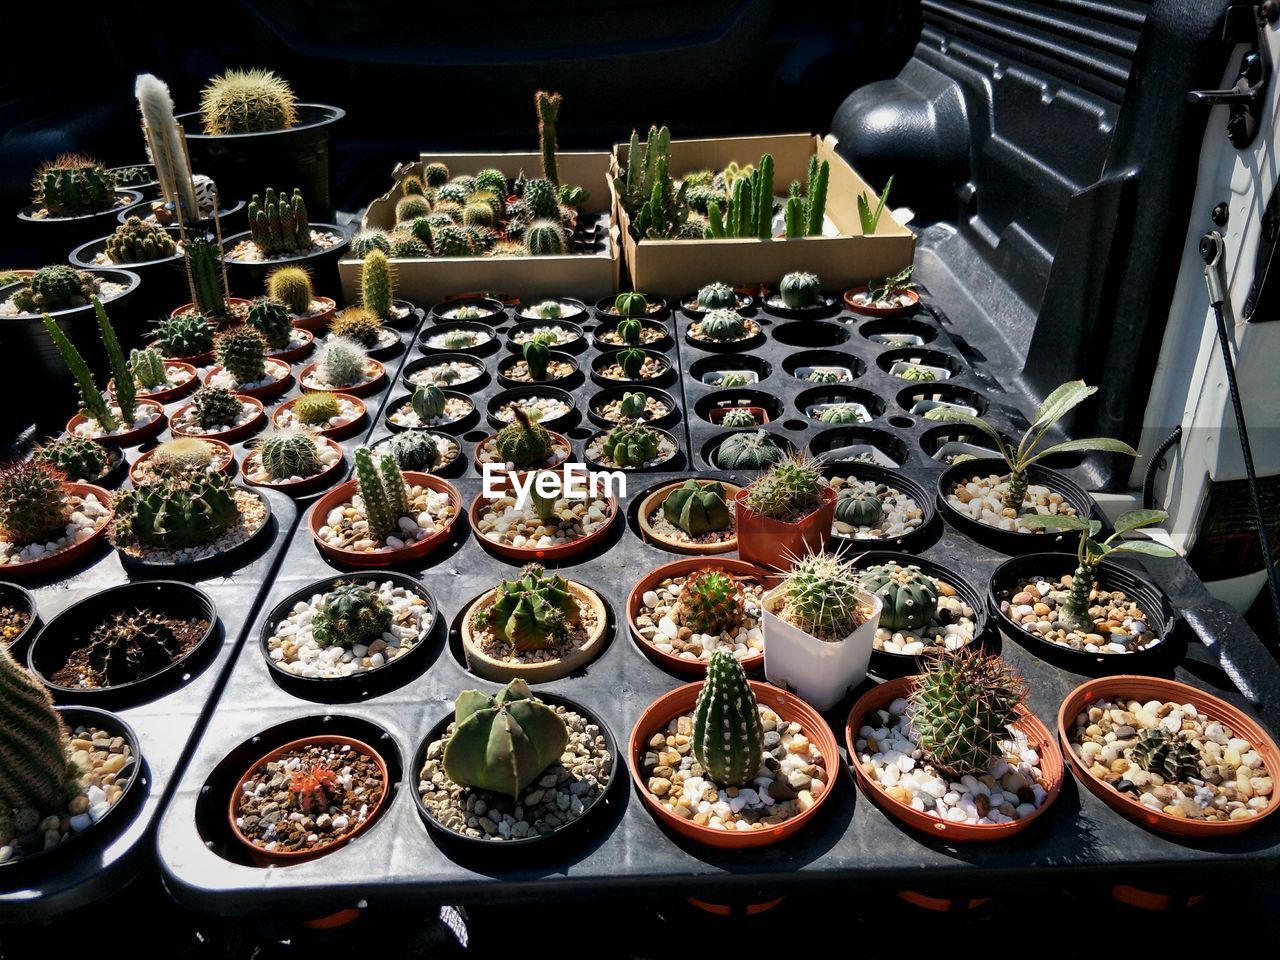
[106,216,177,263]
[0,459,72,547]
[214,325,268,385]
[267,266,315,315]
[692,650,764,787]
[909,650,1025,776]
[353,447,407,541]
[31,154,116,216]
[130,347,167,389]
[199,68,297,134]
[35,436,109,482]
[247,187,311,255]
[0,643,74,817]
[360,249,395,319]
[184,237,228,318]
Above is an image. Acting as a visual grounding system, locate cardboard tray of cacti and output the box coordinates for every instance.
[609,133,915,298]
[341,151,620,306]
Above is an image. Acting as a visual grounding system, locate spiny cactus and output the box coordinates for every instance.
[698,309,746,341]
[522,340,550,380]
[909,650,1025,776]
[719,372,750,388]
[385,430,441,472]
[12,265,99,313]
[330,308,383,349]
[619,391,647,419]
[523,219,565,256]
[312,582,392,649]
[715,430,785,470]
[784,155,831,239]
[662,479,731,535]
[433,224,475,258]
[43,298,129,430]
[686,184,725,215]
[465,224,496,253]
[696,282,736,309]
[898,364,937,383]
[742,455,826,520]
[779,272,821,309]
[293,391,341,427]
[424,162,450,187]
[720,408,758,428]
[360,249,395,320]
[410,384,446,422]
[818,404,864,424]
[184,237,227,318]
[676,569,744,635]
[407,216,434,248]
[614,125,690,239]
[154,313,213,359]
[395,194,432,223]
[255,428,320,481]
[106,216,176,264]
[494,407,553,468]
[267,266,315,315]
[436,181,470,206]
[474,168,508,197]
[704,153,774,240]
[599,420,661,467]
[389,232,430,258]
[247,187,311,256]
[112,470,241,551]
[30,154,116,216]
[215,325,268,385]
[807,369,841,385]
[315,337,368,387]
[862,563,940,631]
[614,292,648,317]
[522,178,558,221]
[351,229,391,259]
[617,347,646,380]
[692,650,764,787]
[1131,728,1202,782]
[0,460,71,547]
[778,552,869,638]
[353,447,408,541]
[0,643,75,817]
[83,609,186,686]
[442,679,569,800]
[199,68,297,135]
[35,436,109,482]
[130,347,168,389]
[401,174,426,197]
[479,564,578,652]
[835,489,883,527]
[535,91,561,186]
[190,386,244,429]
[246,297,293,349]
[429,202,462,225]
[149,438,215,475]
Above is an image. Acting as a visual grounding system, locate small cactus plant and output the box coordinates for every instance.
[477,564,578,652]
[719,372,750,388]
[742,455,827,520]
[720,408,758,428]
[523,219,565,256]
[522,340,550,380]
[909,650,1025,776]
[697,309,746,341]
[30,154,116,216]
[662,479,731,535]
[898,364,937,383]
[779,272,821,309]
[215,325,268,385]
[696,282,736,309]
[352,447,409,541]
[12,265,99,313]
[315,337,368,387]
[777,552,870,640]
[424,162,451,187]
[44,297,136,430]
[0,459,72,547]
[691,650,764,787]
[267,266,315,315]
[619,391,647,419]
[153,313,213,359]
[599,420,661,467]
[433,224,475,258]
[389,232,430,258]
[312,582,392,649]
[806,369,841,385]
[149,438,215,475]
[676,569,745,636]
[615,318,643,344]
[442,679,569,801]
[385,431,441,472]
[199,68,297,134]
[35,436,110,482]
[834,489,883,527]
[395,194,432,223]
[493,407,553,468]
[614,292,648,317]
[522,178,558,220]
[256,428,321,481]
[715,430,785,470]
[1131,728,1202,782]
[410,384,447,422]
[190,386,244,430]
[329,308,384,350]
[246,297,293,349]
[350,229,391,259]
[129,347,168,389]
[360,249,395,320]
[0,643,76,818]
[861,563,940,631]
[112,471,241,551]
[183,237,228,318]
[293,391,341,427]
[817,404,864,424]
[616,348,647,380]
[105,216,177,264]
[532,300,563,319]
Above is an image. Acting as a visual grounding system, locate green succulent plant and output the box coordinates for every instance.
[410,384,447,422]
[720,408,758,429]
[616,348,647,379]
[34,436,109,482]
[352,446,409,542]
[129,347,168,389]
[247,187,312,256]
[360,249,395,320]
[696,282,736,309]
[779,271,821,309]
[524,219,566,256]
[0,643,76,819]
[316,337,368,387]
[676,569,744,636]
[106,216,176,264]
[476,564,578,652]
[909,649,1025,776]
[199,68,297,134]
[697,309,746,341]
[494,407,553,468]
[12,265,99,313]
[715,429,784,470]
[0,459,71,547]
[834,489,883,527]
[330,308,384,350]
[112,470,241,551]
[246,297,293,349]
[777,552,868,638]
[385,431,441,472]
[599,420,661,467]
[662,479,731,535]
[741,455,826,520]
[149,438,216,475]
[522,340,550,380]
[619,391,647,419]
[214,325,268,385]
[30,154,116,216]
[190,386,243,430]
[293,391,341,427]
[614,292,648,317]
[312,582,392,649]
[862,563,940,631]
[153,312,213,358]
[255,428,321,481]
[691,650,763,787]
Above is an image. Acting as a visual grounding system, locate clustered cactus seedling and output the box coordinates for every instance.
[691,650,764,787]
[215,325,268,385]
[35,436,109,482]
[662,479,731,535]
[779,271,821,309]
[256,428,321,481]
[599,420,661,467]
[199,68,298,135]
[834,488,883,526]
[777,552,869,640]
[697,309,746,341]
[0,643,76,818]
[385,431,441,472]
[129,347,168,389]
[267,266,316,315]
[112,471,241,551]
[477,564,578,652]
[149,438,215,475]
[11,265,100,313]
[783,154,831,239]
[352,447,410,542]
[714,430,785,470]
[696,282,736,309]
[316,337,369,387]
[862,564,940,631]
[0,459,71,548]
[247,187,312,256]
[908,649,1025,776]
[494,407,553,468]
[676,569,745,636]
[190,386,243,430]
[442,679,569,801]
[293,391,341,428]
[615,125,690,239]
[245,297,293,349]
[742,455,827,520]
[44,298,137,430]
[106,216,176,264]
[30,154,116,216]
[312,582,392,649]
[705,152,774,240]
[330,308,383,349]
[153,313,214,359]
[720,408,758,428]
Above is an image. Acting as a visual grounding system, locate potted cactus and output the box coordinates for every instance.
[414,679,614,845]
[593,313,673,351]
[469,468,618,561]
[265,265,335,330]
[761,552,881,709]
[308,447,461,566]
[355,249,416,327]
[732,455,836,569]
[16,154,143,256]
[420,321,497,353]
[299,337,386,396]
[169,236,251,325]
[34,436,125,488]
[497,341,578,386]
[591,346,671,385]
[204,324,292,399]
[506,316,586,354]
[685,308,764,351]
[843,265,920,316]
[387,384,476,433]
[242,427,343,493]
[169,385,266,442]
[588,386,677,428]
[680,280,754,317]
[271,389,368,439]
[245,296,313,362]
[584,418,678,471]
[638,478,743,554]
[106,345,197,406]
[328,307,400,359]
[128,437,236,486]
[514,297,588,323]
[221,185,349,295]
[370,429,461,476]
[473,407,572,477]
[149,311,216,366]
[763,271,833,316]
[709,429,789,471]
[708,404,770,428]
[69,215,186,318]
[460,564,608,682]
[630,650,839,847]
[0,458,113,577]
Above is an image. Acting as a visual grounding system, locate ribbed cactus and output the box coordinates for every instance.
[778,552,869,638]
[293,391,341,427]
[442,679,569,801]
[395,194,432,223]
[719,372,750,388]
[433,224,475,258]
[407,216,434,248]
[401,174,426,197]
[389,232,430,258]
[351,229,391,258]
[13,265,98,313]
[522,340,550,380]
[184,237,228,318]
[360,249,395,320]
[130,347,168,389]
[474,168,507,197]
[424,162,451,187]
[199,68,297,134]
[256,428,320,480]
[460,200,495,230]
[619,391,647,419]
[806,369,841,385]
[1131,728,1201,782]
[150,438,215,475]
[779,272,821,309]
[246,297,293,349]
[615,318,643,344]
[617,348,646,380]
[615,125,690,239]
[112,470,240,550]
[411,384,447,422]
[437,182,470,205]
[742,455,826,520]
[31,154,116,216]
[614,292,648,317]
[247,187,311,256]
[43,299,127,429]
[721,409,757,428]
[329,308,383,350]
[599,420,660,467]
[379,453,409,520]
[443,329,479,350]
[267,266,315,315]
[35,436,109,482]
[0,643,74,817]
[818,404,863,424]
[909,650,1025,776]
[353,446,408,541]
[696,282,736,309]
[862,563,940,631]
[676,570,745,635]
[522,178,558,221]
[715,430,784,470]
[898,365,937,383]
[662,480,731,536]
[215,325,268,385]
[523,219,565,256]
[385,430,440,471]
[316,337,368,387]
[106,216,176,264]
[0,459,71,547]
[190,386,243,429]
[494,407,552,468]
[154,313,213,358]
[834,489,883,527]
[479,564,578,652]
[312,582,392,649]
[698,309,746,341]
[805,157,829,236]
[692,650,764,788]
[535,91,561,186]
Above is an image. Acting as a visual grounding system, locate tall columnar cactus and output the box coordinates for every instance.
[479,564,578,652]
[112,471,241,550]
[184,237,228,318]
[522,340,550,380]
[778,552,869,638]
[523,219,565,256]
[379,453,409,520]
[353,446,407,541]
[804,157,829,236]
[154,312,214,359]
[106,216,177,263]
[909,650,1025,776]
[293,391,341,427]
[312,582,392,649]
[704,153,776,240]
[42,300,119,430]
[385,431,440,472]
[600,420,660,467]
[494,407,552,468]
[411,384,446,422]
[442,679,569,800]
[267,266,315,315]
[247,187,311,255]
[246,297,293,349]
[31,154,116,216]
[779,271,821,309]
[190,386,243,429]
[214,325,268,385]
[862,563,940,631]
[0,643,75,817]
[614,125,690,239]
[0,459,72,547]
[95,298,137,425]
[316,337,368,387]
[662,479,731,535]
[130,347,168,389]
[35,436,109,482]
[360,249,395,319]
[256,428,320,480]
[692,650,764,787]
[199,68,297,134]
[535,91,561,186]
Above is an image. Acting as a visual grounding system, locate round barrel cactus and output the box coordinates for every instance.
[862,563,940,631]
[411,384,447,422]
[494,407,552,468]
[909,650,1024,776]
[779,271,821,309]
[696,282,736,310]
[256,428,321,481]
[312,582,392,649]
[619,391,647,419]
[698,309,746,341]
[614,292,647,317]
[834,489,883,527]
[715,430,784,470]
[385,431,441,472]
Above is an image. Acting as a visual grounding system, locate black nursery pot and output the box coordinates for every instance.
[0,581,38,657]
[821,463,936,550]
[429,297,507,325]
[418,321,502,356]
[220,225,350,299]
[487,385,577,432]
[410,690,620,859]
[988,552,1177,668]
[385,389,478,435]
[587,385,681,429]
[497,350,580,388]
[14,189,144,262]
[595,319,675,353]
[28,581,219,710]
[177,104,345,221]
[68,235,187,323]
[109,164,160,199]
[937,457,1101,554]
[593,295,669,320]
[117,198,249,236]
[504,318,587,354]
[402,353,489,392]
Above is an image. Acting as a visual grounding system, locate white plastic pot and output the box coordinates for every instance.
[761,585,881,710]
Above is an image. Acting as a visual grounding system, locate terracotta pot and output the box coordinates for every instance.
[460,580,609,683]
[1,483,113,579]
[733,485,836,570]
[471,431,572,483]
[468,490,618,562]
[266,327,315,364]
[242,438,345,495]
[108,361,198,405]
[637,480,743,555]
[65,399,166,448]
[628,680,839,848]
[271,394,368,440]
[1058,676,1280,837]
[626,557,776,675]
[298,358,387,397]
[842,285,921,317]
[289,296,337,332]
[203,358,293,400]
[708,405,770,427]
[159,348,214,368]
[129,438,236,485]
[169,396,265,443]
[846,676,1064,841]
[307,472,461,567]
[227,735,390,866]
[170,297,252,322]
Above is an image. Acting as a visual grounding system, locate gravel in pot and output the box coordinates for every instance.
[587,386,679,428]
[845,552,986,658]
[402,354,488,392]
[487,386,576,433]
[419,321,499,355]
[823,465,933,546]
[514,297,588,323]
[497,349,578,387]
[584,423,679,472]
[0,582,37,651]
[590,348,671,386]
[782,348,865,384]
[429,297,505,324]
[505,318,586,354]
[386,390,476,433]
